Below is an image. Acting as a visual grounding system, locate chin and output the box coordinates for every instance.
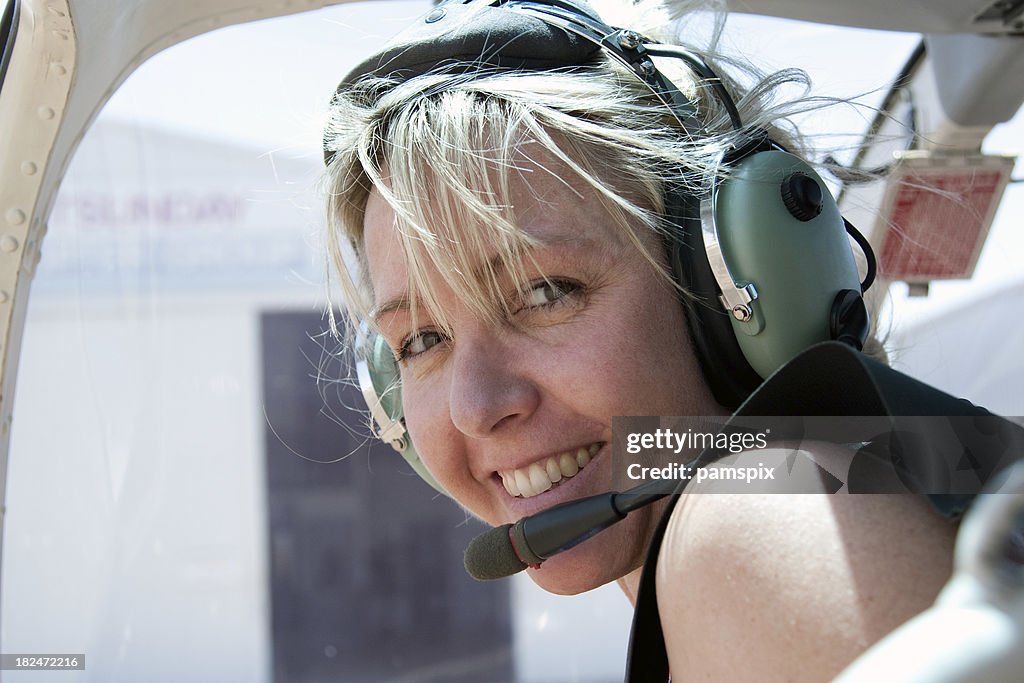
[523,520,646,596]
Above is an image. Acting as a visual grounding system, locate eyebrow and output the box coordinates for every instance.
[369,235,605,323]
[369,250,506,323]
[370,296,411,322]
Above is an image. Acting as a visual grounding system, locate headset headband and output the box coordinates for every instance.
[340,0,603,84]
[325,0,738,165]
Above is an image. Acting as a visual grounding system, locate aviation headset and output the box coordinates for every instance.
[325,0,875,493]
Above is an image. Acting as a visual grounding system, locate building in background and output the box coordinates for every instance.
[2,118,630,683]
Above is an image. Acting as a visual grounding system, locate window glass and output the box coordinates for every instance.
[1,0,18,90]
[2,2,1020,682]
[0,3,632,680]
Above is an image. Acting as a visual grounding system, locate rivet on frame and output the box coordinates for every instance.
[0,291,9,304]
[21,161,38,176]
[5,209,26,226]
[38,106,56,120]
[50,62,67,77]
[0,236,20,253]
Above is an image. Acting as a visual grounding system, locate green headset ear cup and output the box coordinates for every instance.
[363,334,446,494]
[716,151,862,378]
[366,334,402,421]
[671,150,864,408]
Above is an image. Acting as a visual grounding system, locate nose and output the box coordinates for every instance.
[447,328,541,439]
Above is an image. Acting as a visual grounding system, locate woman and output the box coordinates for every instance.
[322,0,959,679]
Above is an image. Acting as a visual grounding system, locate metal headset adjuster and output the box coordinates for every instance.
[700,147,757,322]
[354,327,408,452]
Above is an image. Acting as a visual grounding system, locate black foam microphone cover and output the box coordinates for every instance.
[464,524,527,580]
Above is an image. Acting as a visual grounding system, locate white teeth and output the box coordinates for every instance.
[545,458,563,483]
[514,469,532,498]
[504,473,520,497]
[498,443,602,499]
[558,453,579,478]
[576,447,591,468]
[529,463,553,494]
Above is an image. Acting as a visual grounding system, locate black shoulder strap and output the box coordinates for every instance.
[624,341,1021,682]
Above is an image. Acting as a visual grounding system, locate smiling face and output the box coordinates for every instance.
[362,151,723,595]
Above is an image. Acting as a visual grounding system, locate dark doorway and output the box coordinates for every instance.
[261,310,514,683]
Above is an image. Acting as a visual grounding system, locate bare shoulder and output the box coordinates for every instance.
[655,444,957,682]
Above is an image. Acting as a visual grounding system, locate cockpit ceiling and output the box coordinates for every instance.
[722,0,1023,34]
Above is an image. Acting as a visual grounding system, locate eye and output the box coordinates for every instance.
[398,329,446,361]
[521,279,581,309]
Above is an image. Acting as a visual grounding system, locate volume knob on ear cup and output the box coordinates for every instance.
[780,172,823,222]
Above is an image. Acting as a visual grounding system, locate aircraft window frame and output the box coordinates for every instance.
[0,0,18,98]
[2,2,1022,681]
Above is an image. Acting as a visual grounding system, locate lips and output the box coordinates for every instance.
[497,443,602,498]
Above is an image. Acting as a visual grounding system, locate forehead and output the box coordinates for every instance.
[363,152,632,312]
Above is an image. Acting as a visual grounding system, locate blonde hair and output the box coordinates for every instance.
[321,5,887,364]
[335,81,802,312]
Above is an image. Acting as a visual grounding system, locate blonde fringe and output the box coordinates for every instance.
[322,1,889,365]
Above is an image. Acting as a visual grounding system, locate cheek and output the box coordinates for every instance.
[400,376,449,473]
[647,331,717,417]
[582,285,707,415]
[400,371,495,510]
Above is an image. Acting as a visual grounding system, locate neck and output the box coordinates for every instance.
[617,565,645,607]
